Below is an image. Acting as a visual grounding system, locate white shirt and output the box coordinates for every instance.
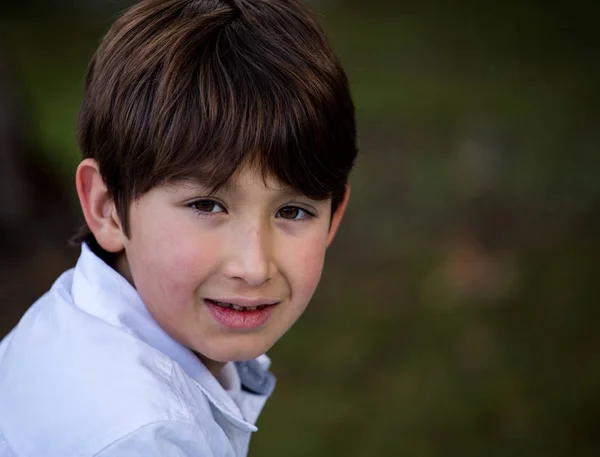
[0,244,275,457]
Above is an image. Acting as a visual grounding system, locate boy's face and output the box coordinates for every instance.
[115,165,347,364]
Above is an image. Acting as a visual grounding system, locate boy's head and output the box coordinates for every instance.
[75,0,356,367]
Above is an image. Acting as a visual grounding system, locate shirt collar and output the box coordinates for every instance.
[70,244,269,432]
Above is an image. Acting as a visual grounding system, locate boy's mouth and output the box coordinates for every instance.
[207,300,272,312]
[204,299,279,329]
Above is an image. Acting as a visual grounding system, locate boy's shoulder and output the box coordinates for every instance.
[0,269,234,457]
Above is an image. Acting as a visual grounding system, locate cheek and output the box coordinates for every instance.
[129,218,219,304]
[285,232,329,299]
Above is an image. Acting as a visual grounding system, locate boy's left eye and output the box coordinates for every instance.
[277,206,311,220]
[190,199,225,213]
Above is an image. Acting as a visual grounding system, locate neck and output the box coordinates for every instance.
[194,351,226,382]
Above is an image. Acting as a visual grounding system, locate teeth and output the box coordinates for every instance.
[213,301,264,312]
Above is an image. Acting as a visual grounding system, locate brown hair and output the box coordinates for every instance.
[76,0,356,252]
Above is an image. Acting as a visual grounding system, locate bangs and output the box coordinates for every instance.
[139,18,355,201]
[78,0,357,238]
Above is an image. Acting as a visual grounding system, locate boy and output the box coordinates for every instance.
[0,0,356,455]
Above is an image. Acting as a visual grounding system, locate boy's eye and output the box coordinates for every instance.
[191,200,225,213]
[277,206,311,220]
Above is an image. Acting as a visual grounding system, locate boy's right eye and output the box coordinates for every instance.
[190,200,225,214]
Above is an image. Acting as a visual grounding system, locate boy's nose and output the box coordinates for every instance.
[224,224,275,286]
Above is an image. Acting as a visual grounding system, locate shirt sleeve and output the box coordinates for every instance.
[93,421,232,457]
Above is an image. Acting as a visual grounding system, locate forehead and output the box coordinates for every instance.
[169,166,300,198]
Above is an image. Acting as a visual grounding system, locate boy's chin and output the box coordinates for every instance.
[196,339,276,364]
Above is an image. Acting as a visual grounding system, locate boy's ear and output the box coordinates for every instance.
[327,184,351,247]
[75,158,126,253]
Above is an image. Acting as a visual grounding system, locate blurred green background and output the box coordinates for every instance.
[1,1,599,456]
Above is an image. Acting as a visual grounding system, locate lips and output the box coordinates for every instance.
[204,299,279,329]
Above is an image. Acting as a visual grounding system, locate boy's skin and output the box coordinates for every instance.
[76,159,350,378]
